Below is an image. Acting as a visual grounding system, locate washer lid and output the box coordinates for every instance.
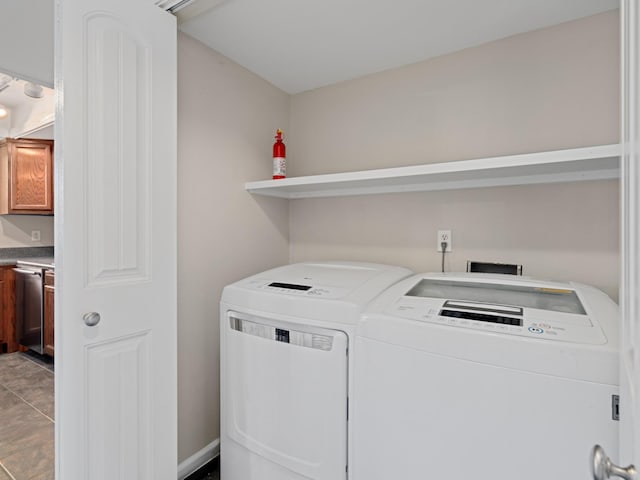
[221,261,413,325]
[360,273,618,347]
[239,262,408,299]
[405,278,586,315]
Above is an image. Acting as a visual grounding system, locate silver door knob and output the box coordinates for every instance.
[83,312,101,327]
[592,445,637,480]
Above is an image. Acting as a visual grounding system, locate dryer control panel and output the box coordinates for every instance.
[242,278,349,299]
[387,278,607,345]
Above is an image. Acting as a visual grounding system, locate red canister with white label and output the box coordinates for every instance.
[273,129,286,179]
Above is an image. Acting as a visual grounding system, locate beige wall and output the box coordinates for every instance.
[177,33,290,462]
[0,215,54,247]
[288,11,619,175]
[290,180,619,299]
[288,11,620,300]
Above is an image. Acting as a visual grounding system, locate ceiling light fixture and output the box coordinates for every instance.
[24,82,44,99]
[0,104,8,119]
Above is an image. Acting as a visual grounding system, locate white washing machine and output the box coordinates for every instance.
[352,273,619,480]
[219,261,412,480]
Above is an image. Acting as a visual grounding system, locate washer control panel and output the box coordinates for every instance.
[388,297,606,345]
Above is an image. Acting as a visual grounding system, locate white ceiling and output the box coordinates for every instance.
[179,0,619,94]
[0,74,54,139]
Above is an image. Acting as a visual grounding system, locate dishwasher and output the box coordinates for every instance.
[14,260,51,354]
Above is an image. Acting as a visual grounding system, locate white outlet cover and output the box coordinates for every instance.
[437,230,452,252]
[31,230,41,242]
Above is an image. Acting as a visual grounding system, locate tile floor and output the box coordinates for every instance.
[0,353,54,480]
[0,352,221,480]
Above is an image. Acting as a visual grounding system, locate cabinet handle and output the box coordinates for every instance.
[13,268,42,276]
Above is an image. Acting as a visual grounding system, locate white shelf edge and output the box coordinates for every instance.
[245,144,622,199]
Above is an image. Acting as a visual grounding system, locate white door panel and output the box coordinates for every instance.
[611,1,640,479]
[620,0,640,471]
[55,0,177,478]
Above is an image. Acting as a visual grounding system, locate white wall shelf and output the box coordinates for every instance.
[245,144,621,199]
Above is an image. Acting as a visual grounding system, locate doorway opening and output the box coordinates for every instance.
[0,70,55,480]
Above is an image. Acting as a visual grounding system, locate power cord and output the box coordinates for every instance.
[441,241,448,272]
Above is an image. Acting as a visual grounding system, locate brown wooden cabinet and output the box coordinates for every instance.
[0,138,54,215]
[44,269,54,357]
[0,266,16,353]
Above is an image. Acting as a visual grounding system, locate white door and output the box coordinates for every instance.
[54,0,177,479]
[596,2,640,479]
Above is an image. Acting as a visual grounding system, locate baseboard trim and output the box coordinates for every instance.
[177,439,220,480]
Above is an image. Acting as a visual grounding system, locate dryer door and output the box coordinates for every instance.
[222,311,348,480]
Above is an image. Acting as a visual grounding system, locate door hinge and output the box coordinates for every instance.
[612,394,620,421]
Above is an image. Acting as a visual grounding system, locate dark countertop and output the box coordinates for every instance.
[0,246,55,269]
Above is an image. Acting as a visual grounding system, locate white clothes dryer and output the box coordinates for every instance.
[219,261,412,480]
[352,273,619,480]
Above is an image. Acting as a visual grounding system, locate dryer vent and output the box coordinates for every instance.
[467,261,522,276]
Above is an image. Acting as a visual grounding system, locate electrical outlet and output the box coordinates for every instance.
[31,230,41,242]
[437,230,452,252]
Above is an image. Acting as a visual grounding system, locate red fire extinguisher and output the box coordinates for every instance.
[273,129,286,179]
